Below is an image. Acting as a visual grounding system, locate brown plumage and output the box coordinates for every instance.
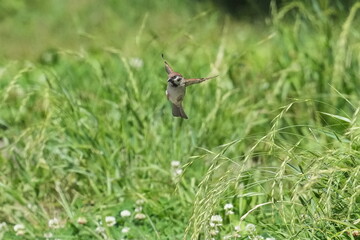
[163,55,218,119]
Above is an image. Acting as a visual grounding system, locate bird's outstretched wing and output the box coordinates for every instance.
[164,61,175,74]
[184,75,218,86]
[162,54,175,74]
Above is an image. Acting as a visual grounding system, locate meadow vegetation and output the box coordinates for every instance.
[0,0,359,239]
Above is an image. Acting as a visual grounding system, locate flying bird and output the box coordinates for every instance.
[163,55,218,119]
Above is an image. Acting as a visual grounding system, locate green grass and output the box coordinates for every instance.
[0,0,360,239]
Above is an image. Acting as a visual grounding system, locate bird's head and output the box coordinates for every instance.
[168,73,184,87]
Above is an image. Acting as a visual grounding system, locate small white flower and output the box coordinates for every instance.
[233,232,241,238]
[245,223,256,233]
[77,216,87,225]
[13,224,25,232]
[224,203,234,210]
[135,206,143,212]
[0,222,7,231]
[95,226,105,233]
[265,237,276,240]
[234,225,241,232]
[121,227,130,233]
[27,203,37,211]
[105,216,116,227]
[48,218,61,229]
[223,234,232,239]
[210,229,219,236]
[171,161,181,167]
[174,168,183,176]
[120,210,131,217]
[134,213,146,220]
[15,229,26,236]
[210,215,223,227]
[225,210,234,215]
[44,232,53,238]
[129,58,144,69]
[136,199,145,205]
[14,224,25,236]
[210,215,223,223]
[251,236,264,240]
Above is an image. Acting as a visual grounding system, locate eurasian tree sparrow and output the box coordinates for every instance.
[163,55,218,119]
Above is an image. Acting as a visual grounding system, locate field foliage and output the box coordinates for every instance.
[0,0,360,239]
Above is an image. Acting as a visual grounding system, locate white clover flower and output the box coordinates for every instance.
[48,218,62,229]
[105,216,116,227]
[134,213,146,220]
[225,210,234,215]
[27,203,37,211]
[265,237,276,240]
[245,223,256,232]
[120,210,131,217]
[210,215,223,223]
[224,203,234,210]
[15,229,25,236]
[77,216,87,225]
[13,224,25,232]
[210,215,223,227]
[174,168,183,176]
[44,232,53,238]
[234,225,241,232]
[13,224,25,236]
[233,232,241,238]
[121,227,130,233]
[210,229,219,236]
[129,58,144,69]
[223,234,232,239]
[95,226,105,234]
[135,206,143,212]
[0,222,7,231]
[251,236,264,240]
[171,161,181,168]
[136,199,145,205]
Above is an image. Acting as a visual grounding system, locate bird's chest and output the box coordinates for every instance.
[166,85,186,104]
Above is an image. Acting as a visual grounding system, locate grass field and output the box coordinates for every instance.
[0,0,360,239]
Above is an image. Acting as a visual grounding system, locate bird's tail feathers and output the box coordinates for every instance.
[172,103,188,119]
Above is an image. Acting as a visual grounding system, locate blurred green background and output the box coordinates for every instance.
[1,0,360,239]
[4,0,352,60]
[1,0,230,59]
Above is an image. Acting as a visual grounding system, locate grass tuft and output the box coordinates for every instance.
[0,0,360,239]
